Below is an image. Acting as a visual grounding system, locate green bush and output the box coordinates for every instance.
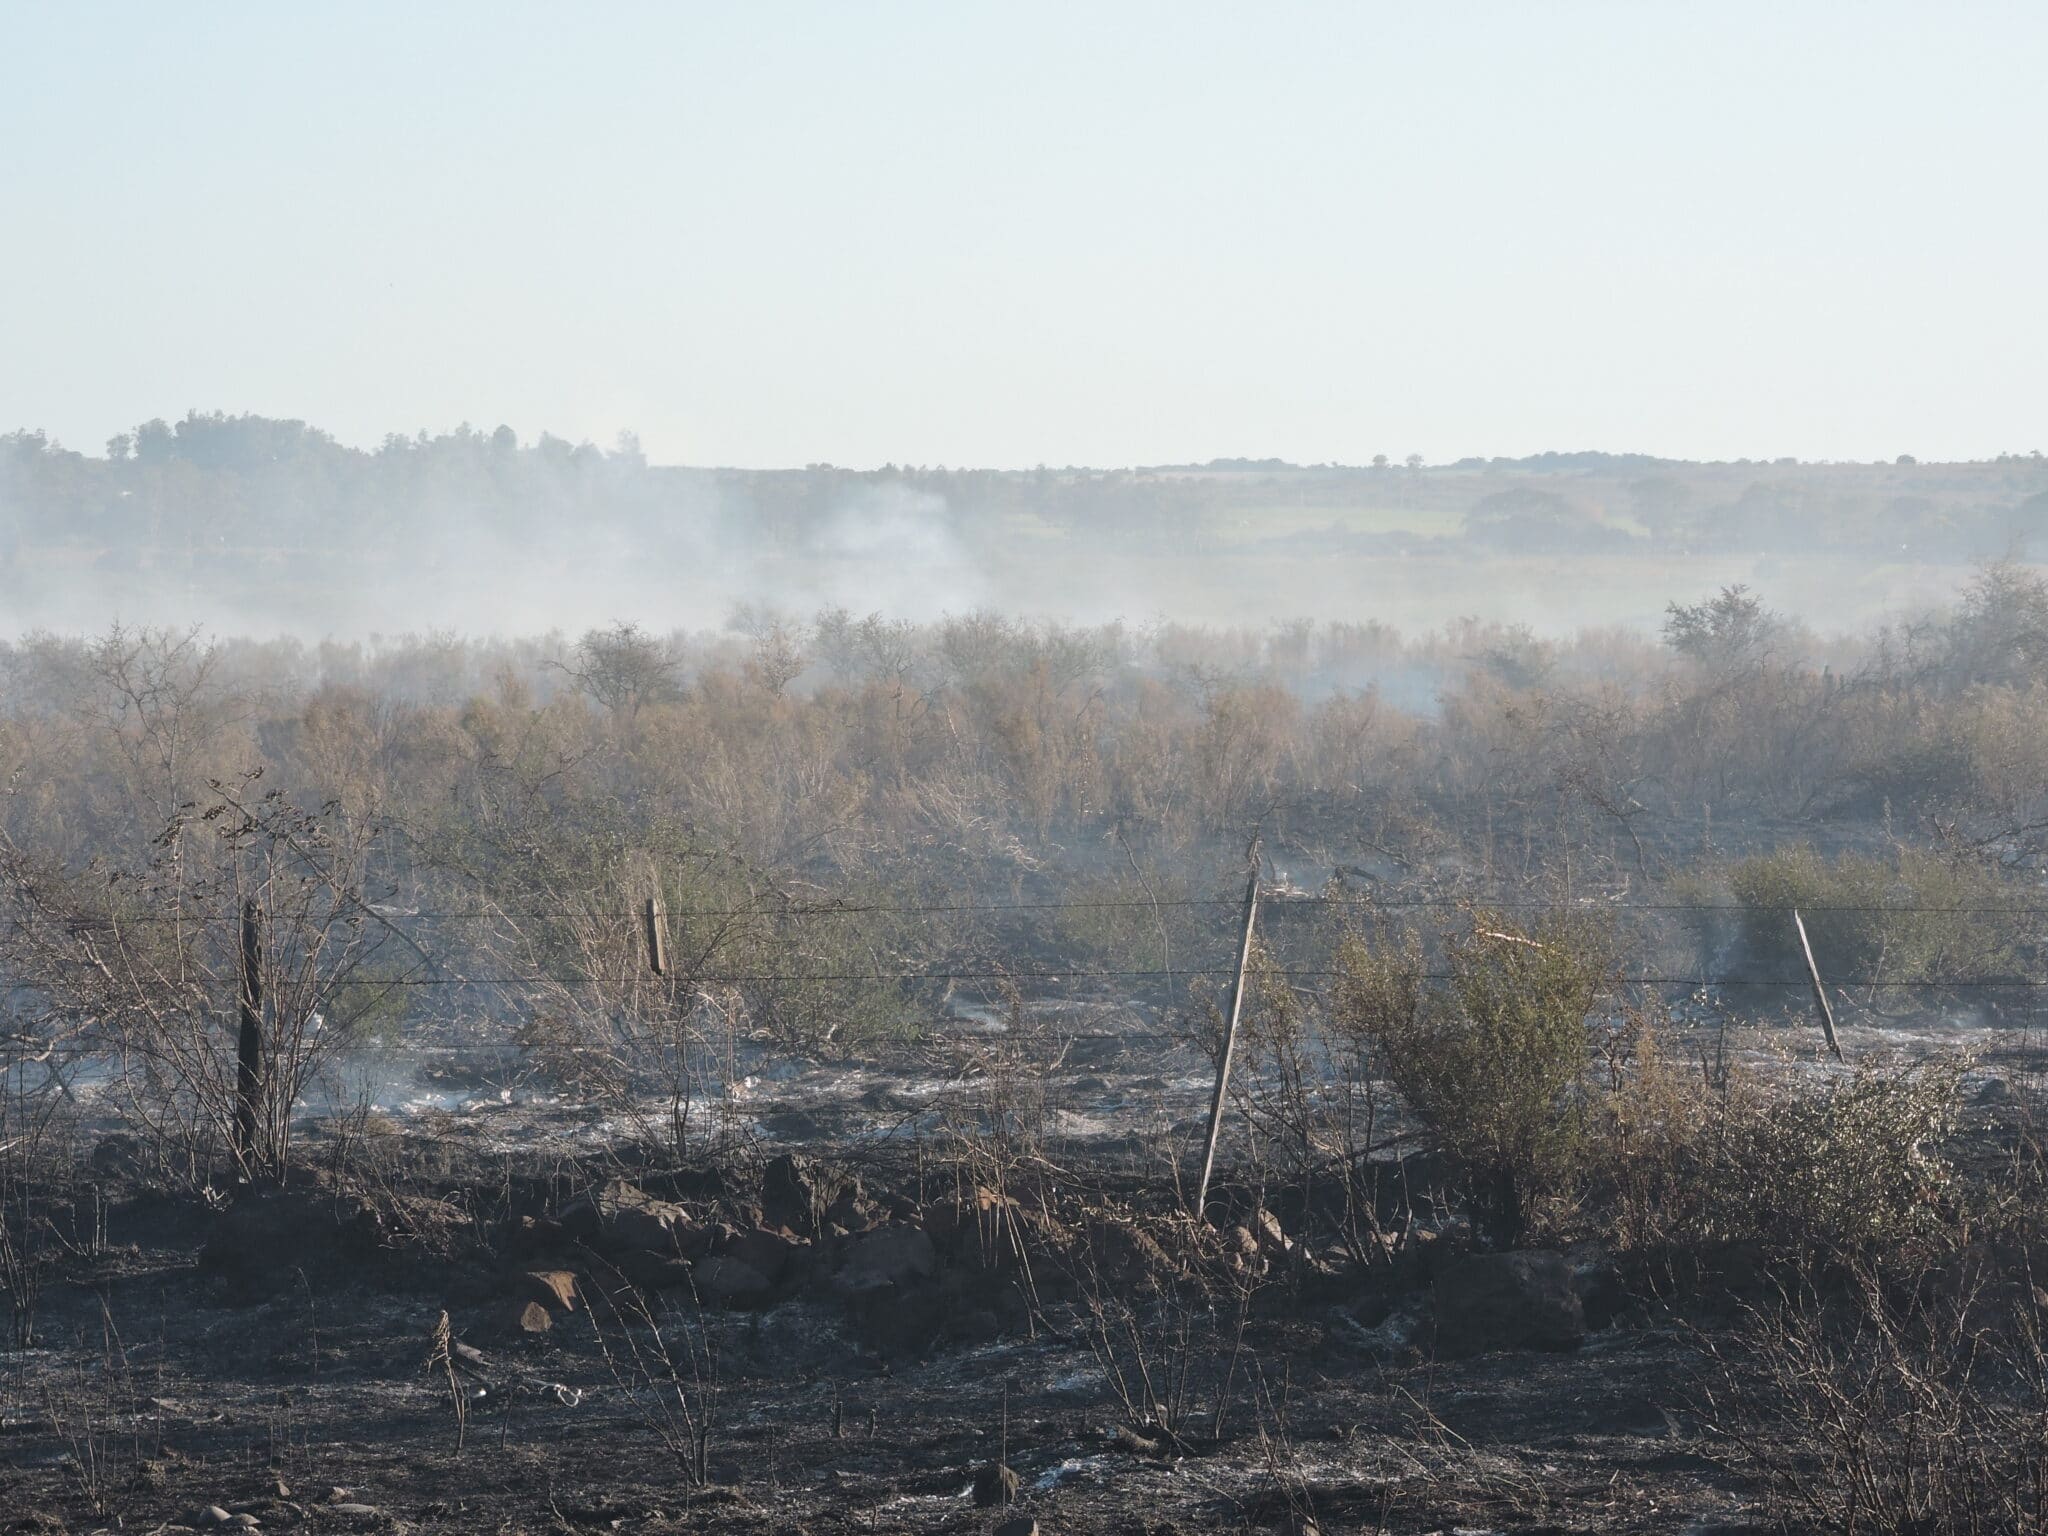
[1334,910,1609,1248]
[1712,845,2025,987]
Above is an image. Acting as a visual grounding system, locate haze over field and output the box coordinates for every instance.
[6,6,2042,644]
[3,417,2042,642]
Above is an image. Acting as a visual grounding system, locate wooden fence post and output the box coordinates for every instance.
[1195,844,1262,1222]
[235,897,264,1175]
[644,895,668,976]
[1792,908,1844,1062]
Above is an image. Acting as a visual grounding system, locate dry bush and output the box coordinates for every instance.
[1585,1032,1968,1275]
[1078,1220,1262,1452]
[0,778,401,1183]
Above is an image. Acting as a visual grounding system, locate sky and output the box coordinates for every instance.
[2,2,2043,469]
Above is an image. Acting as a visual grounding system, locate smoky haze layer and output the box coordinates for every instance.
[2,413,2043,642]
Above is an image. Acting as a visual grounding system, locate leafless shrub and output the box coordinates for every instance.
[42,1299,144,1519]
[425,1308,468,1452]
[1699,1260,2048,1535]
[0,1056,73,1349]
[581,1255,719,1486]
[0,775,406,1183]
[1078,1214,1261,1451]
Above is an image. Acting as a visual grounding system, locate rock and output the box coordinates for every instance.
[761,1152,857,1235]
[1572,1256,1630,1331]
[200,1510,233,1526]
[1331,1301,1422,1362]
[824,1185,874,1230]
[629,1256,697,1290]
[89,1132,145,1178]
[993,1518,1039,1536]
[1367,1149,1461,1223]
[513,1299,553,1334]
[523,1269,580,1312]
[944,1306,1001,1345]
[506,1213,567,1255]
[1432,1249,1583,1357]
[200,1192,342,1292]
[1713,1239,1776,1305]
[972,1463,1021,1508]
[693,1255,772,1302]
[835,1223,937,1292]
[927,1186,1018,1266]
[558,1180,691,1254]
[716,1224,808,1283]
[333,1188,474,1260]
[1388,1222,1465,1288]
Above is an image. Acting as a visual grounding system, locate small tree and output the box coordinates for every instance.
[555,621,681,725]
[1334,911,1607,1247]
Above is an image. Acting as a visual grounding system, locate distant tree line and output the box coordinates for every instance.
[2,413,2041,579]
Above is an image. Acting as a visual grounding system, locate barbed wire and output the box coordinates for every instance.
[24,894,2048,927]
[192,969,2048,989]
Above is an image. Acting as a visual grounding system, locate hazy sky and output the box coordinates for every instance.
[4,3,2042,468]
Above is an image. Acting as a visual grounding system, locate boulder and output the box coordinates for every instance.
[835,1223,937,1293]
[692,1255,772,1303]
[506,1214,568,1256]
[716,1224,809,1283]
[926,1186,1017,1265]
[558,1180,691,1254]
[1571,1256,1630,1331]
[1080,1214,1178,1289]
[1367,1150,1462,1223]
[760,1153,857,1236]
[1253,1207,1294,1257]
[972,1463,1020,1508]
[1431,1249,1583,1357]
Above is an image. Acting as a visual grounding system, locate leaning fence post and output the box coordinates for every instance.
[1195,843,1262,1222]
[1792,908,1844,1062]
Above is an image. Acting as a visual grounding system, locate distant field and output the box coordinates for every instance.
[1203,502,1465,543]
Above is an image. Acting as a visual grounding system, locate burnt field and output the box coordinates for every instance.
[4,998,2047,1536]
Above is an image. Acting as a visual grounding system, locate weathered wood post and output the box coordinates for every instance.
[1792,908,1844,1062]
[1195,842,1262,1222]
[235,896,264,1174]
[644,894,668,976]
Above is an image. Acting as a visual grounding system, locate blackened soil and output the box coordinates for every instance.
[0,1150,1763,1536]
